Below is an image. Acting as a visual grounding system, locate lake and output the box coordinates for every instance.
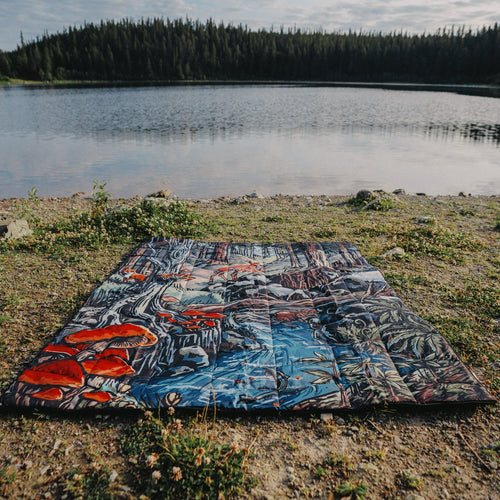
[0,83,499,199]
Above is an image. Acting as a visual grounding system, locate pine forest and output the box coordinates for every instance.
[0,18,499,83]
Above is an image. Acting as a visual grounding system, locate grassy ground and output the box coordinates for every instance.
[0,191,498,499]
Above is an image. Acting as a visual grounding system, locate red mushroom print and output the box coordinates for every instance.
[182,310,206,317]
[82,356,135,377]
[64,324,158,349]
[32,387,63,400]
[203,312,226,319]
[19,359,85,387]
[95,348,129,360]
[42,345,79,356]
[82,391,112,402]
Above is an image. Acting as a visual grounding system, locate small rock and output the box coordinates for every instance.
[0,219,33,239]
[335,417,346,426]
[285,466,295,474]
[416,192,427,196]
[458,191,467,197]
[362,463,379,474]
[248,191,265,199]
[381,247,406,259]
[405,495,425,500]
[356,189,374,201]
[415,216,433,224]
[39,465,50,475]
[148,189,172,198]
[393,188,406,195]
[109,470,119,483]
[144,197,171,206]
[320,413,333,422]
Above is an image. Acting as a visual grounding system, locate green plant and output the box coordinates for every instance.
[314,465,329,479]
[13,186,40,223]
[334,480,368,499]
[1,194,209,254]
[120,410,253,499]
[347,194,396,211]
[396,470,421,490]
[91,180,110,207]
[65,465,116,500]
[396,225,482,262]
[326,452,355,477]
[262,215,285,223]
[448,282,500,318]
[0,314,11,326]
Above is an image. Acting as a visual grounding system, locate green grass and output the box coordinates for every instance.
[65,465,117,500]
[120,410,254,499]
[1,196,210,255]
[347,194,397,211]
[335,480,368,499]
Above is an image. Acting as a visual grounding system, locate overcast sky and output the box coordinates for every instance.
[0,0,498,51]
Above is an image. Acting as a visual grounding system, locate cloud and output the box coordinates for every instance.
[1,0,498,51]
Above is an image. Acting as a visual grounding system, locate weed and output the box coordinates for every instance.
[65,465,116,500]
[447,282,500,319]
[396,470,421,490]
[364,448,387,461]
[326,452,355,477]
[0,314,11,326]
[314,465,329,479]
[262,215,285,223]
[334,480,368,499]
[396,225,482,262]
[120,410,253,499]
[13,187,40,223]
[347,194,396,211]
[314,228,337,239]
[91,180,110,208]
[1,196,209,254]
[383,271,429,291]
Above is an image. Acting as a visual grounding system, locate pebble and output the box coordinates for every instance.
[381,247,406,259]
[320,413,333,422]
[248,191,265,199]
[335,417,346,425]
[285,466,295,474]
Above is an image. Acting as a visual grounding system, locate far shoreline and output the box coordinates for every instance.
[2,79,500,98]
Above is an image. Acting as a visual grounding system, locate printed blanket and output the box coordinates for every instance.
[2,239,494,411]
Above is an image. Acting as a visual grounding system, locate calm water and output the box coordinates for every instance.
[0,84,499,199]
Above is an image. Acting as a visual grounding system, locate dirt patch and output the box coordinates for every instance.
[0,193,498,499]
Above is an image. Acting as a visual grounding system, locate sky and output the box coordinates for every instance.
[0,0,498,51]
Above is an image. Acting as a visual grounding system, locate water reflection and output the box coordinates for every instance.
[0,84,499,198]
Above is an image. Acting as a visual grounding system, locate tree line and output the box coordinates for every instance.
[0,18,499,83]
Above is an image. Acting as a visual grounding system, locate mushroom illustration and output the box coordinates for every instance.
[19,359,85,387]
[64,323,158,351]
[32,387,64,400]
[95,348,129,360]
[82,391,112,402]
[42,345,79,356]
[81,356,135,377]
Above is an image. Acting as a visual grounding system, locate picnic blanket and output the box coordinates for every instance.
[2,239,494,411]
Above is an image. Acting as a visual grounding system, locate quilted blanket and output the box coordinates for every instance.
[2,239,494,411]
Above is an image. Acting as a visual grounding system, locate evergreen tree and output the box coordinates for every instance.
[1,18,499,84]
